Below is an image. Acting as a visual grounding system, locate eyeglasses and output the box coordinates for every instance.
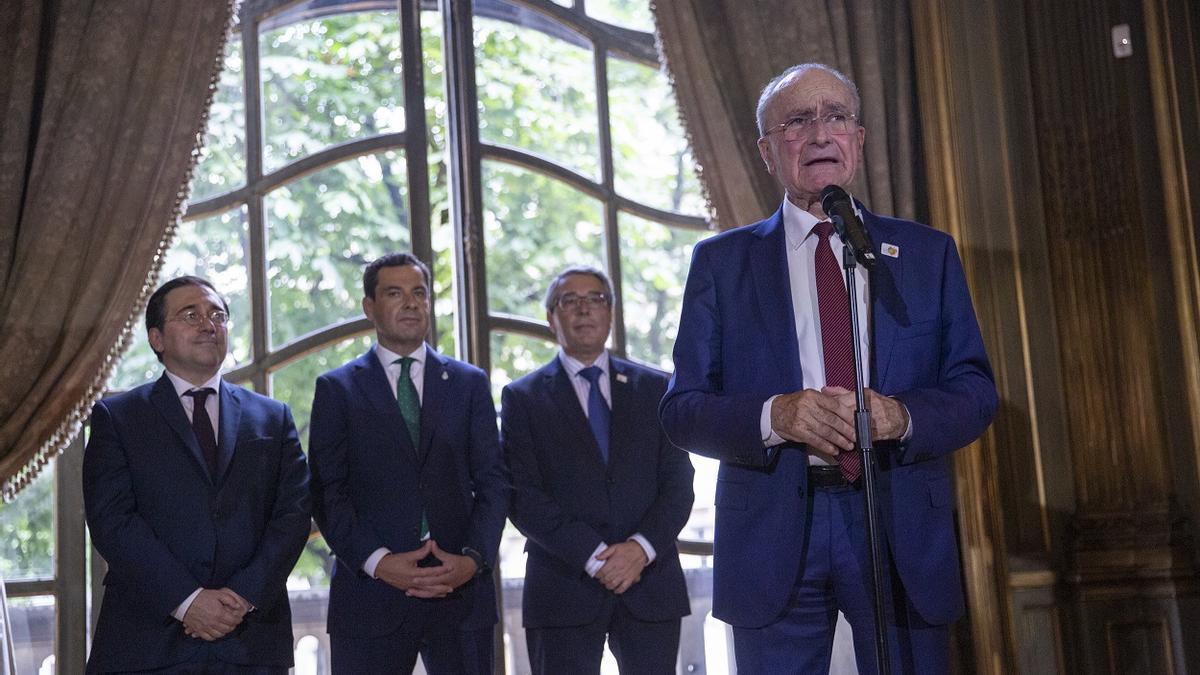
[169,309,230,327]
[555,292,611,312]
[762,112,859,142]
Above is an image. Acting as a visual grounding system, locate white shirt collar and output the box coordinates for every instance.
[558,349,609,378]
[375,342,426,369]
[164,369,222,398]
[781,194,865,250]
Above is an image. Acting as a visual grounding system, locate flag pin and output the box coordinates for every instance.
[442,371,449,380]
[616,373,628,384]
[881,243,900,258]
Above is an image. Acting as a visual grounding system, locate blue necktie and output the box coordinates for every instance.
[578,366,610,463]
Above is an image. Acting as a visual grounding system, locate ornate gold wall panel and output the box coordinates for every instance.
[915,0,1200,672]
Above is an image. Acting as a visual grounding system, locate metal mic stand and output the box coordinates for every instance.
[831,213,891,675]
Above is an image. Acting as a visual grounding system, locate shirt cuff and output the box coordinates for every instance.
[364,547,391,578]
[628,534,656,564]
[172,588,203,622]
[585,542,608,577]
[893,398,914,441]
[761,395,784,447]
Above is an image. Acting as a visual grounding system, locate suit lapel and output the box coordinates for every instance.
[863,209,905,388]
[418,346,449,465]
[351,349,418,462]
[149,374,213,484]
[544,359,607,468]
[214,381,241,484]
[607,358,636,469]
[751,208,803,389]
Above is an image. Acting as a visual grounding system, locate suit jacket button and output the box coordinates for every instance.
[797,485,805,497]
[606,478,615,485]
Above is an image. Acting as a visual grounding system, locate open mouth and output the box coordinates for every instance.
[804,157,839,166]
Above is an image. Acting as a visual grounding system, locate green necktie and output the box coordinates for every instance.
[395,357,429,540]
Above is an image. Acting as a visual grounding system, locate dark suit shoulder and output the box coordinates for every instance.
[225,381,287,414]
[96,380,157,410]
[503,359,558,396]
[610,356,669,388]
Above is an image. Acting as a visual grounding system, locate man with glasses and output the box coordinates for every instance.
[501,266,694,674]
[308,252,508,674]
[661,64,997,673]
[83,275,311,673]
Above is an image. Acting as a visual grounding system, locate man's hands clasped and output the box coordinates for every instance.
[182,588,251,641]
[770,386,910,463]
[374,539,478,599]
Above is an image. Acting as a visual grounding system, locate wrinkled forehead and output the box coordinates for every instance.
[767,70,856,120]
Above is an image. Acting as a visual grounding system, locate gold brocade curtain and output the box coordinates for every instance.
[0,0,236,499]
[651,0,921,229]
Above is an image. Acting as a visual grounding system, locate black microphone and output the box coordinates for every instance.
[820,185,877,269]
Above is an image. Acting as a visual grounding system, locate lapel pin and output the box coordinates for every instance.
[881,242,900,258]
[615,373,628,384]
[441,371,449,380]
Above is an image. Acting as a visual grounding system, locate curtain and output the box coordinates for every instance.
[652,0,921,229]
[0,0,236,499]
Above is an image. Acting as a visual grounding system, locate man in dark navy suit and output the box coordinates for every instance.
[83,275,311,674]
[308,252,509,674]
[501,266,694,675]
[660,64,997,674]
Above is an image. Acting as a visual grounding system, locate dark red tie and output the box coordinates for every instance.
[186,388,219,479]
[814,221,862,483]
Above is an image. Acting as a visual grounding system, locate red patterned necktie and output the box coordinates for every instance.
[814,221,862,483]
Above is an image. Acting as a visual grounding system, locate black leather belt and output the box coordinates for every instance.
[807,465,858,489]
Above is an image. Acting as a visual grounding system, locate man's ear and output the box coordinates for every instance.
[758,137,776,175]
[362,295,376,324]
[148,327,164,354]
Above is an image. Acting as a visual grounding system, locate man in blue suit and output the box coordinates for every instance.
[308,252,509,674]
[83,275,312,674]
[501,267,694,674]
[660,64,998,674]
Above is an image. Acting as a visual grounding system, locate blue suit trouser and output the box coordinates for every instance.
[732,483,950,675]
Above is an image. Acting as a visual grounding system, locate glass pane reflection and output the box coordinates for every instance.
[483,162,605,321]
[475,16,599,179]
[261,10,404,172]
[265,152,410,348]
[608,56,707,216]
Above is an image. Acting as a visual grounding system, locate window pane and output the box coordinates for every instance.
[0,461,54,580]
[266,152,410,348]
[483,162,605,320]
[475,14,599,179]
[190,36,245,201]
[270,333,375,449]
[587,0,655,32]
[618,213,709,369]
[261,9,404,172]
[490,330,557,405]
[6,595,55,675]
[110,207,252,391]
[608,56,707,216]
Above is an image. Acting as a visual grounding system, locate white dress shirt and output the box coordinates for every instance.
[363,343,427,578]
[557,350,657,576]
[163,369,222,621]
[759,197,872,465]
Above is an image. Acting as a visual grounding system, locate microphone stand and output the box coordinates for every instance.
[832,213,891,675]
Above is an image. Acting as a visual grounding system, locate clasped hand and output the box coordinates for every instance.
[183,588,250,641]
[770,386,909,463]
[374,539,478,598]
[595,541,648,595]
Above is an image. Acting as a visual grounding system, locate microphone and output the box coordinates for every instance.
[820,185,877,269]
